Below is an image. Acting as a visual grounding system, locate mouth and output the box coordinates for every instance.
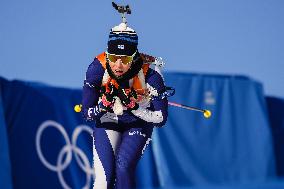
[114,70,124,76]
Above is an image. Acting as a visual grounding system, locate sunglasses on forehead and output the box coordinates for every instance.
[106,51,137,65]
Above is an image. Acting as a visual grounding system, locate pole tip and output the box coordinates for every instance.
[203,110,211,118]
[74,104,82,113]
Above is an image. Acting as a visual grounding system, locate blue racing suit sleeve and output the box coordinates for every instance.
[147,69,168,127]
[82,58,105,121]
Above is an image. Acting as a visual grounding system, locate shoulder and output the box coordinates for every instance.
[85,57,105,84]
[87,58,104,74]
[145,68,164,83]
[145,68,165,91]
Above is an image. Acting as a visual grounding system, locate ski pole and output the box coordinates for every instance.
[168,102,212,118]
[74,103,211,118]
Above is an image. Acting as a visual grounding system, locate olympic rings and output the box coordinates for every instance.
[36,120,94,189]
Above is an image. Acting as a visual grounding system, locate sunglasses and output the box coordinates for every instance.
[106,51,137,65]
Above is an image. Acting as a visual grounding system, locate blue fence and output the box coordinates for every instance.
[0,73,284,189]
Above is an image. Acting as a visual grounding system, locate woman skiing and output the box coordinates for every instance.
[82,5,168,188]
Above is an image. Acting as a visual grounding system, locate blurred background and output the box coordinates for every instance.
[1,0,284,189]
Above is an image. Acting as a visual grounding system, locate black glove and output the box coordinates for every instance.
[117,86,139,111]
[100,83,117,111]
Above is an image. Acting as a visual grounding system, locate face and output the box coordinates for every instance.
[109,58,132,77]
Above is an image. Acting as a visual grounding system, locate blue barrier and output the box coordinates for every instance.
[0,78,91,189]
[0,77,13,189]
[0,73,283,189]
[266,96,284,177]
[153,73,276,187]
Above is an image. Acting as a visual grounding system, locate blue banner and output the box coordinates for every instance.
[0,78,13,189]
[153,73,276,187]
[0,73,283,189]
[266,96,284,177]
[0,78,93,189]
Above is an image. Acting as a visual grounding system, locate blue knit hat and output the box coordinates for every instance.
[107,23,138,56]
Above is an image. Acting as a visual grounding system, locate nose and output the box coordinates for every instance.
[116,58,123,67]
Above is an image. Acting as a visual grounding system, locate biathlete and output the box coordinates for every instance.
[82,8,168,189]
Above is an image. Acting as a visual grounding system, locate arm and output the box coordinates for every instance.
[131,69,168,127]
[82,59,105,121]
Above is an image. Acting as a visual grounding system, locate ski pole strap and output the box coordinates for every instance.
[151,86,175,100]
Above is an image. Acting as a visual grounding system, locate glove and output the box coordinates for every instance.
[84,83,117,121]
[117,87,139,111]
[100,83,117,111]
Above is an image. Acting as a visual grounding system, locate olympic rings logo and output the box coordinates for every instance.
[36,120,95,189]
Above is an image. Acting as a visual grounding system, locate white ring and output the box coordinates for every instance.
[36,120,72,171]
[36,120,94,189]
